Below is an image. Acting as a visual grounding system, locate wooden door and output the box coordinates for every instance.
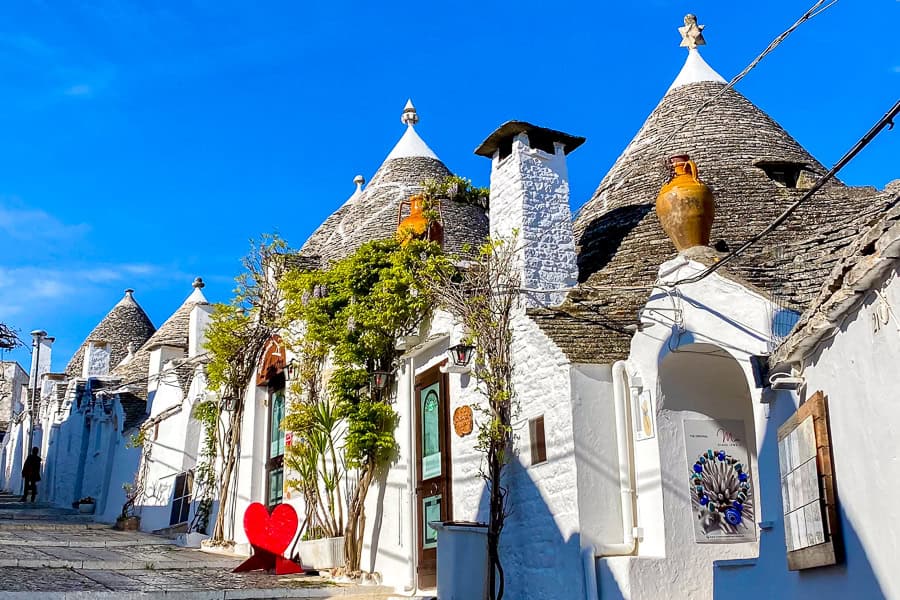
[415,366,452,589]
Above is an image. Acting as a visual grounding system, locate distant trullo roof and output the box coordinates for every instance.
[530,17,898,364]
[64,289,156,378]
[300,100,489,264]
[113,278,209,397]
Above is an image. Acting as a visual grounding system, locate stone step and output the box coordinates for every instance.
[0,545,241,570]
[0,521,110,531]
[0,566,395,599]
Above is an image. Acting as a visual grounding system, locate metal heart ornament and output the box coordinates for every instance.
[243,502,298,556]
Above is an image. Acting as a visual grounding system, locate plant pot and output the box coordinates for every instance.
[115,516,141,531]
[78,503,96,514]
[297,536,345,569]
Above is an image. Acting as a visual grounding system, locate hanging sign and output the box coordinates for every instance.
[684,419,756,543]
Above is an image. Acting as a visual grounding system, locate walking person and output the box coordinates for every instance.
[21,447,41,503]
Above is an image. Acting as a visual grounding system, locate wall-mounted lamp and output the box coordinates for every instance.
[440,343,475,374]
[447,343,475,368]
[222,395,238,411]
[286,358,302,381]
[370,371,390,390]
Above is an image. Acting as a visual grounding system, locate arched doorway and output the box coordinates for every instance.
[652,343,760,597]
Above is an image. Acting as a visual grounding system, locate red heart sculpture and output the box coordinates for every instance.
[243,502,298,555]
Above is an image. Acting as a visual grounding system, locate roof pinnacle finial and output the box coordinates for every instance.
[192,277,205,289]
[679,14,707,50]
[401,99,419,127]
[353,174,365,191]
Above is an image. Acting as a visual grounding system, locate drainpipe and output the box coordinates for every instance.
[597,361,637,556]
[406,358,417,591]
[583,362,638,600]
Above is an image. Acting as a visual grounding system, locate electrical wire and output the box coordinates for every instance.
[664,98,900,288]
[693,0,837,118]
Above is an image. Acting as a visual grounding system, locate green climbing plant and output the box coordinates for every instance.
[280,237,450,574]
[203,234,291,542]
[190,397,219,534]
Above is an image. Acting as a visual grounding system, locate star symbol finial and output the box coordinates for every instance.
[679,14,707,50]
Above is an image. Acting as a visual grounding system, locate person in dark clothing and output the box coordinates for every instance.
[21,447,41,502]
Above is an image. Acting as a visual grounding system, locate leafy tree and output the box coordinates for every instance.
[203,234,290,542]
[424,236,520,600]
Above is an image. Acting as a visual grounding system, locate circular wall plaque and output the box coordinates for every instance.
[453,405,474,437]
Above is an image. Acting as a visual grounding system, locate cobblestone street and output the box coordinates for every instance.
[0,494,402,599]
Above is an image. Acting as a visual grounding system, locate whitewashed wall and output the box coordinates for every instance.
[140,365,198,532]
[601,256,779,600]
[715,267,900,600]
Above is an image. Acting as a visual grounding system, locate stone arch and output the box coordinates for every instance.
[652,343,760,578]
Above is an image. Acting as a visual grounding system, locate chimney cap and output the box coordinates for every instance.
[474,121,585,158]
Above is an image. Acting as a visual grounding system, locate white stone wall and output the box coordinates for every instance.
[360,305,597,598]
[715,267,900,600]
[488,134,578,308]
[140,366,202,533]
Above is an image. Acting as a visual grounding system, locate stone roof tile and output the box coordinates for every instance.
[65,290,156,378]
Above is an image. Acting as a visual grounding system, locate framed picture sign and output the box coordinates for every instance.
[777,391,842,570]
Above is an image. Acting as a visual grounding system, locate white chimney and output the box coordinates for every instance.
[82,340,111,378]
[189,304,213,358]
[476,122,584,308]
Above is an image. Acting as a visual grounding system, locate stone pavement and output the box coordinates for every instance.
[0,493,413,599]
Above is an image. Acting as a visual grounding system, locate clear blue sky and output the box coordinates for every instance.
[1,1,898,369]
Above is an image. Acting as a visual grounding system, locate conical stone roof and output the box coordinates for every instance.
[64,290,156,378]
[531,40,896,364]
[113,280,209,397]
[300,101,488,264]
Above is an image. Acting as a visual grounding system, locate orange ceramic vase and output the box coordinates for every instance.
[655,155,715,251]
[397,195,429,244]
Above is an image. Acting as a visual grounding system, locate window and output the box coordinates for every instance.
[777,391,842,570]
[754,160,804,188]
[170,471,193,526]
[266,377,286,508]
[529,416,547,465]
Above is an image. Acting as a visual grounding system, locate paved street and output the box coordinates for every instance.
[0,494,402,599]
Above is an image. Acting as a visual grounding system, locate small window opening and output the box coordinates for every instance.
[170,471,193,525]
[529,416,547,465]
[755,161,803,188]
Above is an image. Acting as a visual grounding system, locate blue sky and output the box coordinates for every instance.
[1,0,898,369]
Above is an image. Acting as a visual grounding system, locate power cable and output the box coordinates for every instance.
[664,98,900,288]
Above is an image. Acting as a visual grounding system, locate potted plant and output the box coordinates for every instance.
[115,483,142,531]
[284,397,346,570]
[76,496,96,514]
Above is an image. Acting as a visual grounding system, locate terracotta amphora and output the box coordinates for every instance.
[397,194,429,244]
[655,154,714,251]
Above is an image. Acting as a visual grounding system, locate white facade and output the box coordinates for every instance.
[598,256,783,600]
[714,267,900,600]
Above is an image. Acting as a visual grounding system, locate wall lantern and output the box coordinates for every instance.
[286,358,302,381]
[370,371,391,390]
[222,395,238,412]
[448,343,475,367]
[441,343,475,374]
